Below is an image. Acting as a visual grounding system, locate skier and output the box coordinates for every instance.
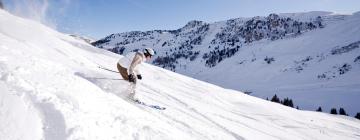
[117,48,155,101]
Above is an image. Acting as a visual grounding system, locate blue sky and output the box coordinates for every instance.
[3,0,360,39]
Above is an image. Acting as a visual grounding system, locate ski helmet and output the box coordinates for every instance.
[144,48,155,57]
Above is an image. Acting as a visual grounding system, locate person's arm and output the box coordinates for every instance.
[134,66,141,76]
[128,53,142,75]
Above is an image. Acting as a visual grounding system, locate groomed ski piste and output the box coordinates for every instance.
[0,9,359,140]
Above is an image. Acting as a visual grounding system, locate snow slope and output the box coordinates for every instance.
[1,10,360,140]
[92,11,360,115]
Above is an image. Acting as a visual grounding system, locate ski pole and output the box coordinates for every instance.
[98,65,120,73]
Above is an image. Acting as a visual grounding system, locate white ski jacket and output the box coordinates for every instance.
[117,52,145,75]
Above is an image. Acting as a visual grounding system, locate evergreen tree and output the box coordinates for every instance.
[315,16,324,28]
[316,107,322,112]
[330,108,338,114]
[339,108,348,116]
[271,94,280,103]
[264,56,275,64]
[281,98,285,105]
[355,112,360,120]
[288,99,294,108]
[281,98,294,108]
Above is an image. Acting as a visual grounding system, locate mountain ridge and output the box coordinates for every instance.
[92,11,360,115]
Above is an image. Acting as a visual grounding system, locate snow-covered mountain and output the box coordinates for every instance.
[92,11,360,115]
[1,9,360,140]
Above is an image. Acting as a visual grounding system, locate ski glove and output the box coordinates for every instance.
[128,74,136,83]
[137,74,142,80]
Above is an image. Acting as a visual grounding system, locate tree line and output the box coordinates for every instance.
[267,94,360,120]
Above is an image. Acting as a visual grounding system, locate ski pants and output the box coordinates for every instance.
[117,63,137,99]
[117,63,129,80]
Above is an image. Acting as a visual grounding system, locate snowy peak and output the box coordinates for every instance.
[279,11,333,20]
[181,20,207,30]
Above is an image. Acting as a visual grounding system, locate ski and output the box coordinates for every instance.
[134,100,166,110]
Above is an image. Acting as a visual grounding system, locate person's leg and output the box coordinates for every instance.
[117,63,138,100]
[117,63,129,80]
[128,74,138,100]
[128,82,137,100]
